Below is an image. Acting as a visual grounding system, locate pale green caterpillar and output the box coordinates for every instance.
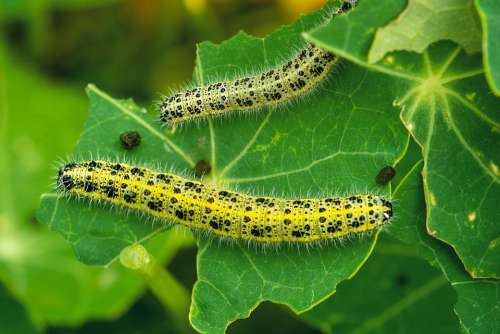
[158,1,359,126]
[159,44,339,126]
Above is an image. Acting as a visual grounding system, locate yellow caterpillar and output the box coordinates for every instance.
[57,160,392,244]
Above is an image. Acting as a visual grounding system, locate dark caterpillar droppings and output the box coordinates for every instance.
[119,131,141,150]
[194,160,212,178]
[376,166,396,185]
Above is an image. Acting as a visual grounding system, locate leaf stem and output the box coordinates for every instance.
[120,243,191,333]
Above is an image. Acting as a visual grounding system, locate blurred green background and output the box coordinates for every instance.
[0,0,328,333]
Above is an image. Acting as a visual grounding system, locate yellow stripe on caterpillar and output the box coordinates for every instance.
[159,44,340,126]
[57,160,392,244]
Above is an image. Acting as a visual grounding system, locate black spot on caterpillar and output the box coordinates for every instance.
[57,160,393,244]
[375,166,396,185]
[157,1,359,126]
[120,131,141,150]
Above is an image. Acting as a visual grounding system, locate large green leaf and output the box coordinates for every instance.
[189,6,411,334]
[453,280,500,333]
[474,0,500,95]
[305,0,500,279]
[389,137,499,334]
[300,235,460,334]
[36,1,409,333]
[369,0,482,63]
[0,42,186,328]
[298,135,474,334]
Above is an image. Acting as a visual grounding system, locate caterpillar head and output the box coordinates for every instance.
[381,198,393,222]
[56,162,78,192]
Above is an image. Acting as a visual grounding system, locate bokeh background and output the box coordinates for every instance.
[0,0,328,333]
